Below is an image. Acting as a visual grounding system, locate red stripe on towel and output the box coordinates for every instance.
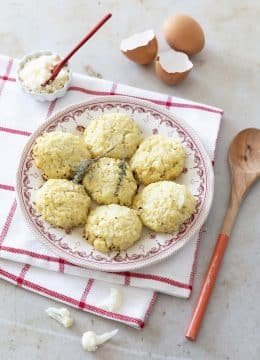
[0,58,13,95]
[16,264,31,285]
[115,272,192,290]
[68,86,223,114]
[0,126,31,136]
[0,200,17,246]
[78,278,94,309]
[0,184,15,191]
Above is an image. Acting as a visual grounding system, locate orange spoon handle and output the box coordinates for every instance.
[186,187,241,341]
[186,233,229,341]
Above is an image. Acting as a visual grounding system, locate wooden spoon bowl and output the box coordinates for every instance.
[229,128,260,199]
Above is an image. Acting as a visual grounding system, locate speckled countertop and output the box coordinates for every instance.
[0,1,259,359]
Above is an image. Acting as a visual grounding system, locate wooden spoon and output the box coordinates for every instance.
[186,128,260,341]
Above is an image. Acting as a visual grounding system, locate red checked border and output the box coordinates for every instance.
[0,266,146,327]
[0,70,221,293]
[0,57,222,326]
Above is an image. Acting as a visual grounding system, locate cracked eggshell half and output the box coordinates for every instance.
[120,30,158,65]
[155,49,193,85]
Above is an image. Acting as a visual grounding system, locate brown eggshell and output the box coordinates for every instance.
[121,38,158,65]
[121,37,158,65]
[163,14,205,56]
[155,60,191,85]
[120,30,158,65]
[155,50,193,85]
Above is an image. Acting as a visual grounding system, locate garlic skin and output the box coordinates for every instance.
[98,288,122,312]
[45,307,73,328]
[82,329,119,352]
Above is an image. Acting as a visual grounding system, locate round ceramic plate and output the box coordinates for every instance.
[16,95,214,272]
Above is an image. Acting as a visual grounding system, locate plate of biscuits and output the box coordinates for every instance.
[16,95,214,272]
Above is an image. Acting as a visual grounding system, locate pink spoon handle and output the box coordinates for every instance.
[46,13,112,84]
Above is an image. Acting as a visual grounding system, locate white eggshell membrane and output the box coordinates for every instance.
[158,50,193,73]
[120,30,155,51]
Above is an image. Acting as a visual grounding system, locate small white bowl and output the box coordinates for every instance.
[17,51,72,102]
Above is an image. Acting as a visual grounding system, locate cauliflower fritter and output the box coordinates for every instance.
[83,157,137,206]
[33,131,91,179]
[85,204,142,252]
[133,181,196,233]
[84,113,142,159]
[35,179,91,229]
[131,135,185,185]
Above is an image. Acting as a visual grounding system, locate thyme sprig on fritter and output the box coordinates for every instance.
[72,145,116,184]
[72,159,93,184]
[114,145,127,196]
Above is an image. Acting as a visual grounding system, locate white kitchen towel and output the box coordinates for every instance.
[0,55,223,327]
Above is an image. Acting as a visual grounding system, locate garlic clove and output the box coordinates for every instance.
[155,49,193,85]
[45,307,73,328]
[98,288,122,312]
[82,329,118,352]
[96,329,119,345]
[120,30,158,65]
[82,331,98,352]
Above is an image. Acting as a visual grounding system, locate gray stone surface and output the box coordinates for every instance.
[0,1,259,359]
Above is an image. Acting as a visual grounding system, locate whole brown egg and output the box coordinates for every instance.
[163,14,205,56]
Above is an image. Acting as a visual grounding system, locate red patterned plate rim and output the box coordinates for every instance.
[16,95,214,272]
